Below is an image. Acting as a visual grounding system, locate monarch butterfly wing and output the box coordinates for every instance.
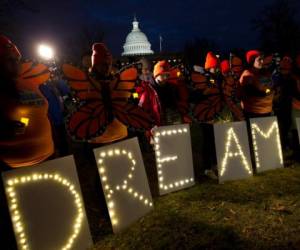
[191,71,209,91]
[112,101,154,130]
[111,66,138,101]
[66,100,108,141]
[62,64,101,101]
[230,55,244,77]
[193,94,223,122]
[17,61,50,88]
[223,76,244,120]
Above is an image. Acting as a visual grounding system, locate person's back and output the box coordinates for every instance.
[0,35,54,167]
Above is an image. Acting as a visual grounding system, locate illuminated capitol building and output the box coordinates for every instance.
[119,17,182,66]
[122,17,154,56]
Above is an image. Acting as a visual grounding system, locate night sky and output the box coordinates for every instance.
[8,0,300,58]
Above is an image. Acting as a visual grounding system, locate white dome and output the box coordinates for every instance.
[122,18,154,56]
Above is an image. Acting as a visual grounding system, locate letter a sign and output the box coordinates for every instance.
[214,121,253,183]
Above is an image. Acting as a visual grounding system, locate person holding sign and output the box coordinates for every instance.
[0,35,54,168]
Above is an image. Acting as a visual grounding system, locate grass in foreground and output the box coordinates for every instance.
[91,166,300,250]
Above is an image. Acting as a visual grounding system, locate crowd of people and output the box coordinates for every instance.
[1,34,300,172]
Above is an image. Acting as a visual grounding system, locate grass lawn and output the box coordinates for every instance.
[91,165,300,250]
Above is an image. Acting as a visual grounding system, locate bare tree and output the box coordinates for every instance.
[65,22,105,63]
[253,0,300,55]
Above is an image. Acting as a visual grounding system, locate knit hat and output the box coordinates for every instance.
[246,50,260,65]
[0,35,21,59]
[153,60,170,78]
[91,43,112,68]
[220,60,230,75]
[204,51,219,70]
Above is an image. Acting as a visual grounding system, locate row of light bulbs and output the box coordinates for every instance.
[220,128,253,177]
[97,149,153,227]
[251,122,283,169]
[6,173,84,250]
[154,127,194,193]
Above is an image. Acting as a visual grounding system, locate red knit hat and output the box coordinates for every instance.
[153,60,170,78]
[91,43,112,68]
[220,60,230,75]
[246,50,260,65]
[0,35,21,59]
[204,52,219,70]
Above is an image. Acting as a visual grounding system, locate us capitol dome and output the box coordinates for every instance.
[122,17,154,56]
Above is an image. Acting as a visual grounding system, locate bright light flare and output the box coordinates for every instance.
[37,44,54,60]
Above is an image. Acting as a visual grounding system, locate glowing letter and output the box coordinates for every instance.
[153,124,195,195]
[2,156,92,250]
[93,137,153,233]
[250,117,283,172]
[214,122,253,183]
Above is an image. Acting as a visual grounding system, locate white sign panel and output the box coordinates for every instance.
[296,118,300,144]
[214,121,253,183]
[153,124,195,195]
[250,116,283,172]
[93,137,153,233]
[2,156,93,250]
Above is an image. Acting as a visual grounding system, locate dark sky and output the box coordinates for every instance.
[9,0,300,58]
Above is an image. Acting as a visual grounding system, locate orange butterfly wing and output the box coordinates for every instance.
[17,61,50,89]
[230,55,244,77]
[62,64,101,100]
[191,72,208,90]
[223,75,244,121]
[111,66,137,100]
[191,71,223,121]
[110,66,154,129]
[67,100,107,141]
[62,64,108,141]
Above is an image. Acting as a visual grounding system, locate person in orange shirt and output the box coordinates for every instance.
[239,50,274,118]
[0,35,54,167]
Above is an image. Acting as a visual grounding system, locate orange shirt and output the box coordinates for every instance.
[0,80,54,167]
[239,69,273,114]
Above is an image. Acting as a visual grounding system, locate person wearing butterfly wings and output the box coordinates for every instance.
[153,60,191,125]
[239,50,274,119]
[0,35,54,168]
[62,43,154,144]
[191,52,244,123]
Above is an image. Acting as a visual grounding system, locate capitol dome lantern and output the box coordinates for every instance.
[122,17,154,56]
